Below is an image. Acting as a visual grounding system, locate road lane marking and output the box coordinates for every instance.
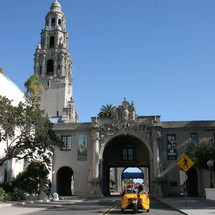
[100,202,120,215]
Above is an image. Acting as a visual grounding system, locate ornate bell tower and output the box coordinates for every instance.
[34,0,78,122]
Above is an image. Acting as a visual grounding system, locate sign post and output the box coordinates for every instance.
[177,154,195,207]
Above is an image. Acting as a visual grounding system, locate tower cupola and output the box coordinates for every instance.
[50,0,62,12]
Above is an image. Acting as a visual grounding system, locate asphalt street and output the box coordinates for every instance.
[0,197,185,215]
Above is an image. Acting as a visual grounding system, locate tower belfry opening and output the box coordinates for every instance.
[49,36,55,48]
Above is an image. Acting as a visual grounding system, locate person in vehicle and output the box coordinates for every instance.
[138,184,148,194]
[122,184,136,195]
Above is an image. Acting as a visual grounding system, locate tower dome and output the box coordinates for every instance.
[50,0,62,12]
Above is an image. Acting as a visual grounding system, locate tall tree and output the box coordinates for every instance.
[186,139,215,169]
[98,104,116,118]
[24,74,44,97]
[0,95,62,168]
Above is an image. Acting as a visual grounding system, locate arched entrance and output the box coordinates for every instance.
[102,134,150,196]
[187,167,198,196]
[57,166,74,196]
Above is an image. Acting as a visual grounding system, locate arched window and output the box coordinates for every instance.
[51,18,55,28]
[47,59,54,75]
[50,36,55,48]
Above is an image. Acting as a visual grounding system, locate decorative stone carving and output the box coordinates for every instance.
[94,130,100,141]
[98,98,151,148]
[152,116,161,126]
[61,97,79,123]
[91,117,99,128]
[113,97,137,128]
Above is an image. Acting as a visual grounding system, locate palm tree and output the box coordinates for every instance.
[98,104,116,118]
[24,74,44,97]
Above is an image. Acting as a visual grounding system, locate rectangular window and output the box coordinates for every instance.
[122,147,133,161]
[191,133,198,144]
[61,136,72,151]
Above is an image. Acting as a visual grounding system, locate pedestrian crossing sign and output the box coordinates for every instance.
[177,154,194,172]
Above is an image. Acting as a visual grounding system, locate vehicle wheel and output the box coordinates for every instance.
[146,209,150,212]
[121,207,124,212]
[133,205,137,214]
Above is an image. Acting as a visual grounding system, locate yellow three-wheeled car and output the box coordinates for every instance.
[121,185,150,213]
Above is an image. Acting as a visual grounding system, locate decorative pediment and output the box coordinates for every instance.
[113,97,137,128]
[97,98,151,146]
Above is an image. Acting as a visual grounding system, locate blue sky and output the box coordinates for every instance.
[1,0,215,122]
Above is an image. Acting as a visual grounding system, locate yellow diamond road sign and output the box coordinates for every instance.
[177,154,194,172]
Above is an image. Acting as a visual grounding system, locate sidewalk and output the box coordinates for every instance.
[157,196,215,215]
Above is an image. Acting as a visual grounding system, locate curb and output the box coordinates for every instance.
[12,199,57,206]
[0,203,13,208]
[8,198,86,207]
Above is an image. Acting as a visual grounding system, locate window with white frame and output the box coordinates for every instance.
[61,136,72,151]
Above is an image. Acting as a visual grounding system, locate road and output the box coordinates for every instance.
[1,196,183,215]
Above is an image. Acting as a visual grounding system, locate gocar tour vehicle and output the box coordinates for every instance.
[121,184,150,213]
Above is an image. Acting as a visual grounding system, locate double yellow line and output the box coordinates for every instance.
[100,202,120,215]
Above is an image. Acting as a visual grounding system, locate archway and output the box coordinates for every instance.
[187,167,198,196]
[102,134,150,196]
[57,166,74,196]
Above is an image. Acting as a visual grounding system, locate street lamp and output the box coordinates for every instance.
[207,159,214,188]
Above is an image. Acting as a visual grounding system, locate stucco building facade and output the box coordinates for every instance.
[34,0,215,197]
[0,72,25,184]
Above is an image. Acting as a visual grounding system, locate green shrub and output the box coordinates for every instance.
[12,161,49,194]
[4,188,25,201]
[0,162,48,200]
[0,187,6,200]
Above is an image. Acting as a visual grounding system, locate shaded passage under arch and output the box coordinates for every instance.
[102,135,150,196]
[57,166,73,196]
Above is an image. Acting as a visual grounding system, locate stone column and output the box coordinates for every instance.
[54,54,58,76]
[93,130,100,178]
[60,54,64,75]
[153,137,160,177]
[45,32,48,48]
[41,54,46,76]
[143,167,149,193]
[152,130,161,177]
[152,130,162,196]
